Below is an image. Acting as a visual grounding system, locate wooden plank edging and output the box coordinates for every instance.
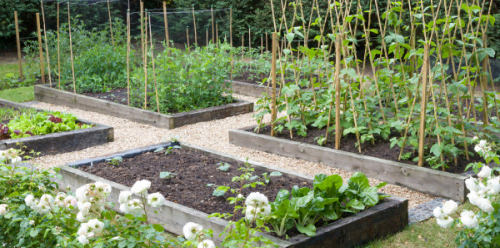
[34,84,254,129]
[228,127,468,202]
[59,142,408,248]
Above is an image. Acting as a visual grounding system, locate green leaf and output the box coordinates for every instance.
[159,171,176,179]
[217,163,231,172]
[270,171,282,177]
[212,186,230,197]
[430,143,442,157]
[152,224,164,232]
[296,223,317,237]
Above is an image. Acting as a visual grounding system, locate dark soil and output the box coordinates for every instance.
[255,125,479,174]
[79,147,311,217]
[82,88,128,105]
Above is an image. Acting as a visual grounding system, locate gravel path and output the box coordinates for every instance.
[29,94,435,208]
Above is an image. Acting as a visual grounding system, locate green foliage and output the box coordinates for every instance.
[269,172,385,237]
[0,86,35,103]
[0,0,39,49]
[131,43,233,114]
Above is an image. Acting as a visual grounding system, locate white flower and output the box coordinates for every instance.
[77,235,89,245]
[182,222,203,240]
[29,220,35,225]
[76,211,86,222]
[0,204,8,215]
[442,200,458,216]
[245,192,269,208]
[436,216,454,228]
[87,219,104,235]
[55,192,67,207]
[25,194,36,207]
[460,210,478,228]
[78,201,92,215]
[475,197,494,213]
[120,199,143,216]
[474,140,491,154]
[119,191,133,204]
[147,192,166,208]
[63,195,77,208]
[465,177,480,193]
[75,185,89,202]
[198,239,216,248]
[40,194,54,206]
[131,180,151,194]
[257,204,271,217]
[477,166,492,178]
[236,194,244,199]
[487,177,500,194]
[77,223,92,237]
[245,206,257,221]
[472,136,479,142]
[94,182,112,195]
[433,206,445,219]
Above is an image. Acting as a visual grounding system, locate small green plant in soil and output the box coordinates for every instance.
[106,156,123,166]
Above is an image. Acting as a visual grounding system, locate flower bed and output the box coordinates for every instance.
[229,125,472,202]
[34,85,253,129]
[57,142,408,247]
[0,98,113,155]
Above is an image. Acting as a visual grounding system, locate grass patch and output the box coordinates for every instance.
[362,218,459,248]
[0,86,34,102]
[0,62,38,90]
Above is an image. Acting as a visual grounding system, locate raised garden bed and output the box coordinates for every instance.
[56,142,408,248]
[0,98,113,155]
[229,126,470,202]
[34,85,254,129]
[229,79,272,97]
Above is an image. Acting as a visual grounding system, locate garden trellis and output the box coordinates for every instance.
[257,0,499,170]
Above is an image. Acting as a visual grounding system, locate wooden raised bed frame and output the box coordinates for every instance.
[229,79,271,97]
[0,98,113,155]
[57,142,408,248]
[35,85,254,129]
[228,126,469,202]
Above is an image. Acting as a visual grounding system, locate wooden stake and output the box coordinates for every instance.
[192,6,197,46]
[126,9,131,105]
[248,27,251,51]
[270,32,278,136]
[40,0,52,87]
[149,14,160,113]
[36,13,45,85]
[186,27,190,49]
[140,1,144,61]
[143,9,148,109]
[265,32,268,51]
[417,43,430,167]
[14,11,23,80]
[229,7,233,46]
[67,4,76,93]
[211,7,215,42]
[334,34,342,150]
[56,1,61,89]
[206,29,209,45]
[163,1,169,47]
[107,0,114,46]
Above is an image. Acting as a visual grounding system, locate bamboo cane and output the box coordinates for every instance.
[126,9,131,105]
[149,14,160,113]
[30,21,41,92]
[230,7,233,46]
[14,11,23,80]
[261,35,264,54]
[40,0,52,87]
[143,9,149,109]
[211,7,215,42]
[206,29,209,45]
[56,1,61,89]
[140,1,144,61]
[270,32,278,136]
[67,4,76,93]
[216,23,219,47]
[107,0,114,46]
[186,27,190,49]
[334,33,342,150]
[248,27,251,51]
[192,6,197,46]
[163,1,169,47]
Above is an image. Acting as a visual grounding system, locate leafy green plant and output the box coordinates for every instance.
[106,156,122,166]
[6,111,91,139]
